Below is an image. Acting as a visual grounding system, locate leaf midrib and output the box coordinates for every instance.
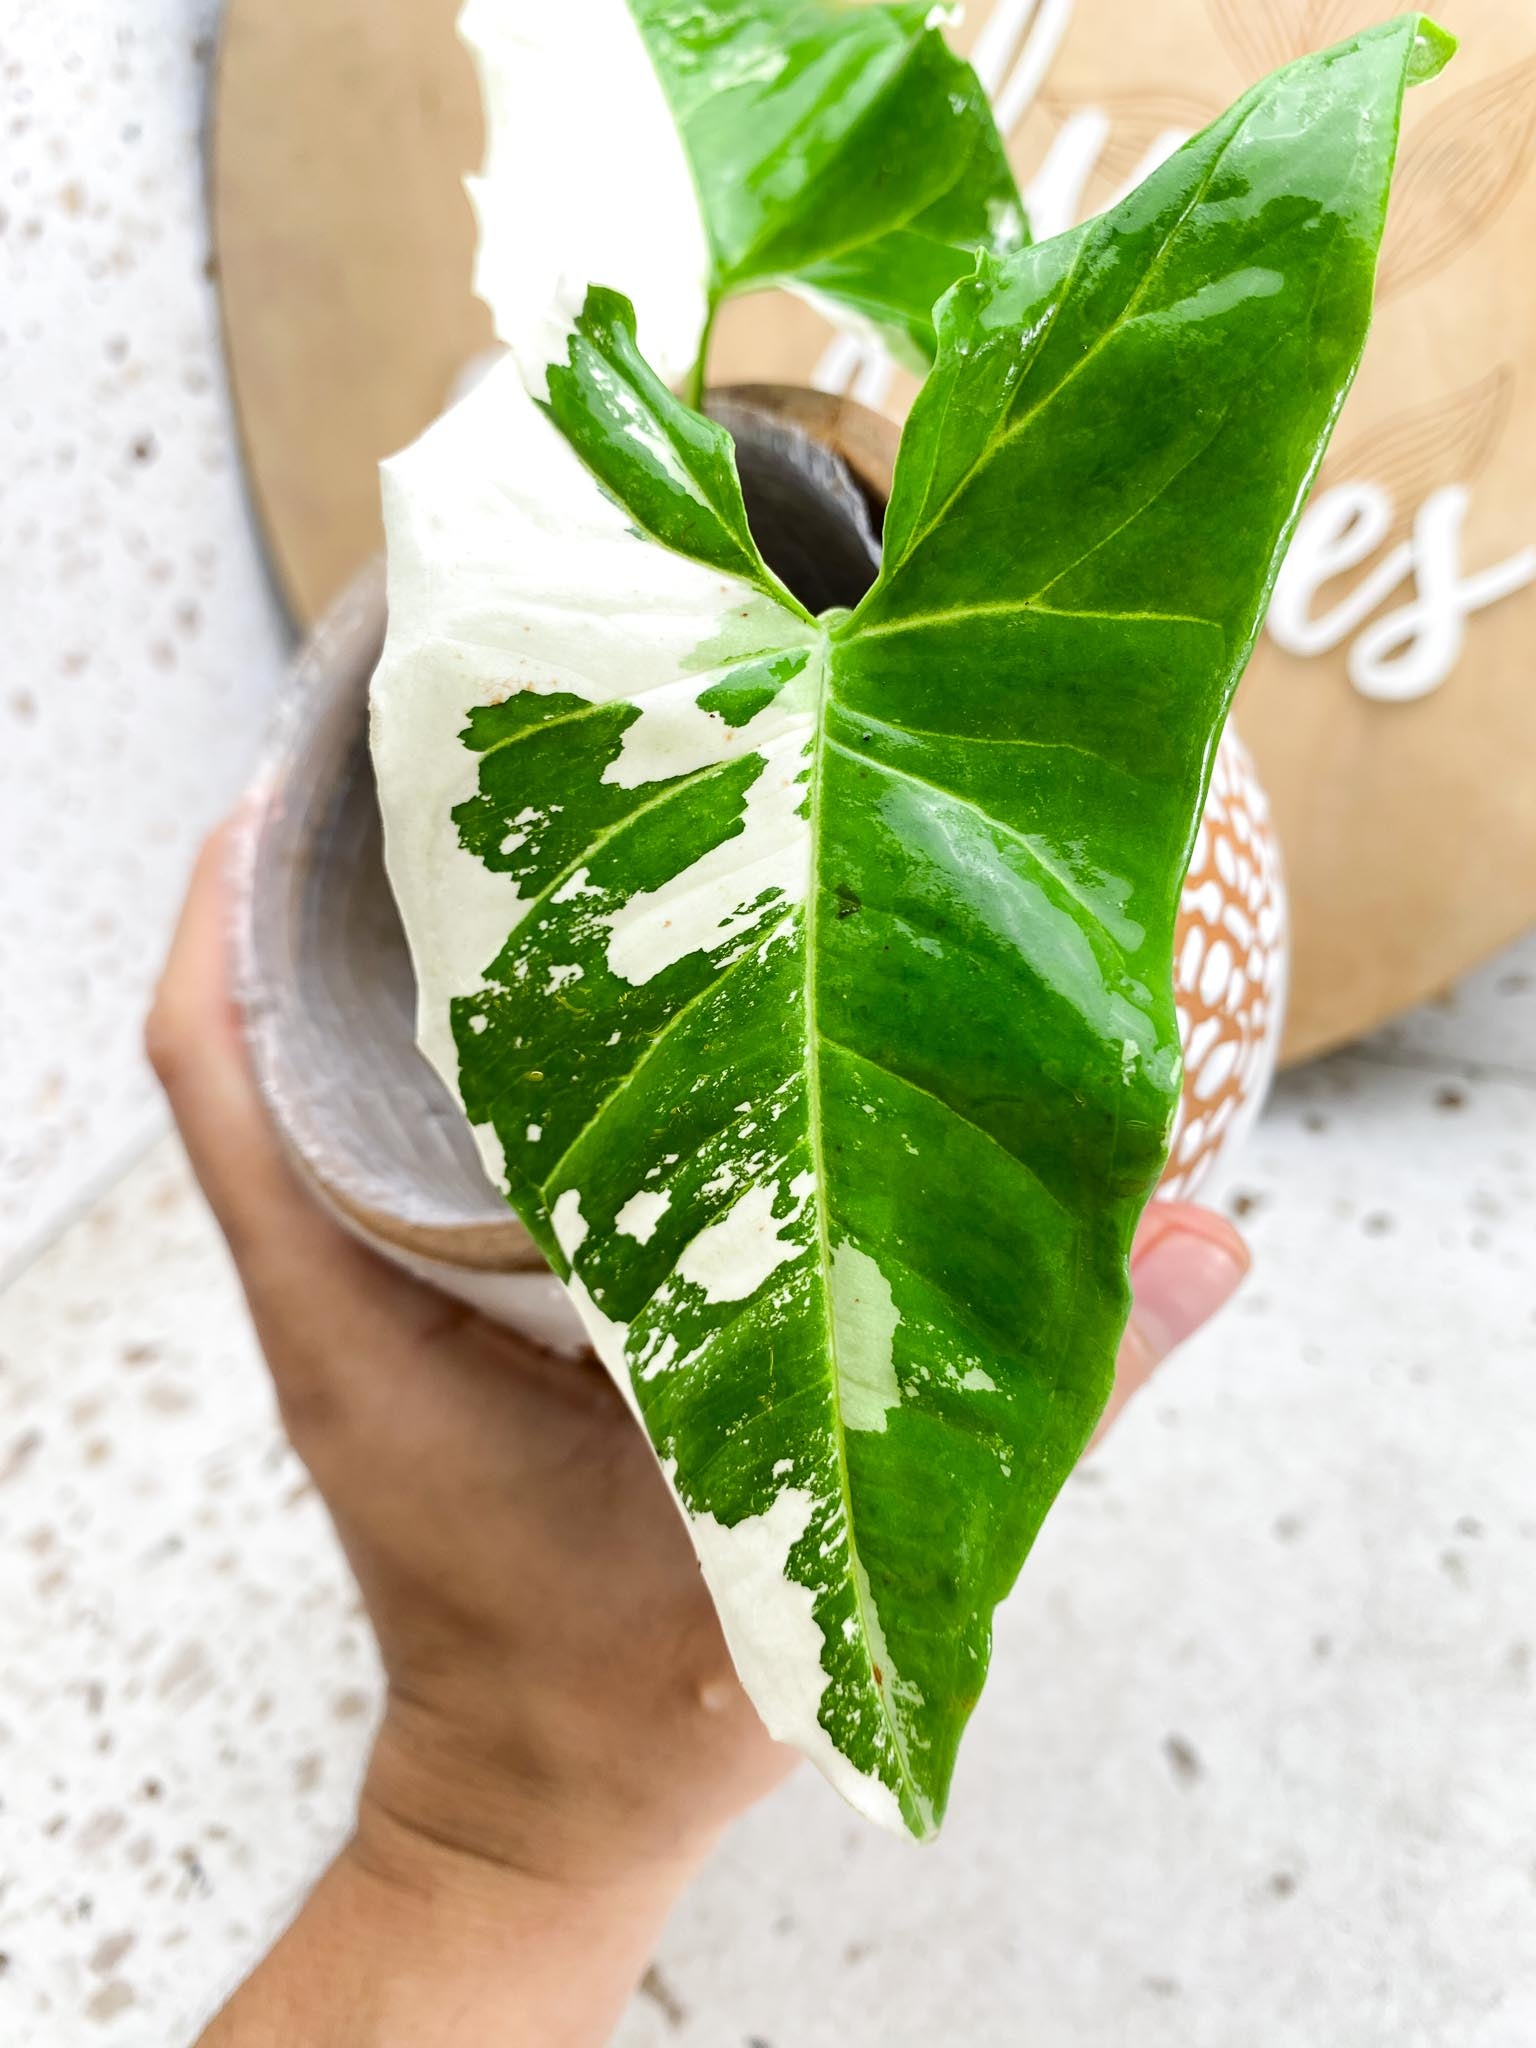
[808,633,928,1834]
[880,102,1250,581]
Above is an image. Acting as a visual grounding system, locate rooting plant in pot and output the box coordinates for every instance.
[258,4,1456,1840]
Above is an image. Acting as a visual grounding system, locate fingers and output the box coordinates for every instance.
[1130,1201,1250,1363]
[146,818,536,1443]
[145,818,303,1262]
[145,817,405,1310]
[1095,1202,1250,1443]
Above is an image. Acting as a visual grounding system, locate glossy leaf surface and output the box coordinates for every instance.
[630,0,1028,373]
[463,0,1024,394]
[374,15,1452,1836]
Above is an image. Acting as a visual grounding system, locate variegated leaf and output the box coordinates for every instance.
[462,0,1026,396]
[374,14,1453,1837]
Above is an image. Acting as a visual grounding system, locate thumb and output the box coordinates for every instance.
[1095,1203,1251,1443]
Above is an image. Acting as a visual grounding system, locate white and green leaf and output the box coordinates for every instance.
[375,15,1454,1836]
[461,0,1026,396]
[462,0,712,393]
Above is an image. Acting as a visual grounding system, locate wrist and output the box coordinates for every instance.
[348,1755,709,1929]
[362,1688,724,1896]
[201,1768,700,2048]
[335,1781,696,2048]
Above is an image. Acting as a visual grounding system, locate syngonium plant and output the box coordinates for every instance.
[371,4,1454,1838]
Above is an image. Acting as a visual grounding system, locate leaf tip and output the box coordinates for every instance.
[1408,17,1458,88]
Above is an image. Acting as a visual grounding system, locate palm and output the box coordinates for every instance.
[150,821,1244,1884]
[242,1220,797,1872]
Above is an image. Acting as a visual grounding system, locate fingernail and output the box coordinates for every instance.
[1131,1228,1249,1363]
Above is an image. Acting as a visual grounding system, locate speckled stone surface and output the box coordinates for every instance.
[0,1,290,1282]
[0,1144,378,2043]
[1,936,1533,2048]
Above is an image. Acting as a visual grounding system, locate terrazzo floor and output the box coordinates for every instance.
[2,934,1533,2048]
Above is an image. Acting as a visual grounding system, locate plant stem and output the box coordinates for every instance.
[686,298,719,412]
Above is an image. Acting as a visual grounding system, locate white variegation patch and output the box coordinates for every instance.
[565,1273,636,1409]
[460,0,711,392]
[830,1241,903,1433]
[550,1189,590,1262]
[613,1189,671,1245]
[371,354,810,1107]
[601,669,806,791]
[602,721,816,986]
[684,1484,907,1835]
[674,1174,816,1306]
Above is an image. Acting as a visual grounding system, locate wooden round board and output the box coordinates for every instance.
[212,0,1536,1063]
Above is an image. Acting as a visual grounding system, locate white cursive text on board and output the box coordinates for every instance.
[1268,484,1536,702]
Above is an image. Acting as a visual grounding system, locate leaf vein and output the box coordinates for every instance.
[817,1035,1071,1222]
[832,708,1123,775]
[883,108,1248,574]
[825,738,1111,935]
[535,940,780,1196]
[852,600,1222,639]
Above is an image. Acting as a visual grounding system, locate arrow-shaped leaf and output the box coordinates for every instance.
[374,13,1453,1836]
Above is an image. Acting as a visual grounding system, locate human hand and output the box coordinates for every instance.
[151,819,1248,2045]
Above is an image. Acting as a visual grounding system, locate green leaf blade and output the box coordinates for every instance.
[464,0,1023,394]
[628,0,1026,370]
[544,285,807,610]
[879,13,1452,608]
